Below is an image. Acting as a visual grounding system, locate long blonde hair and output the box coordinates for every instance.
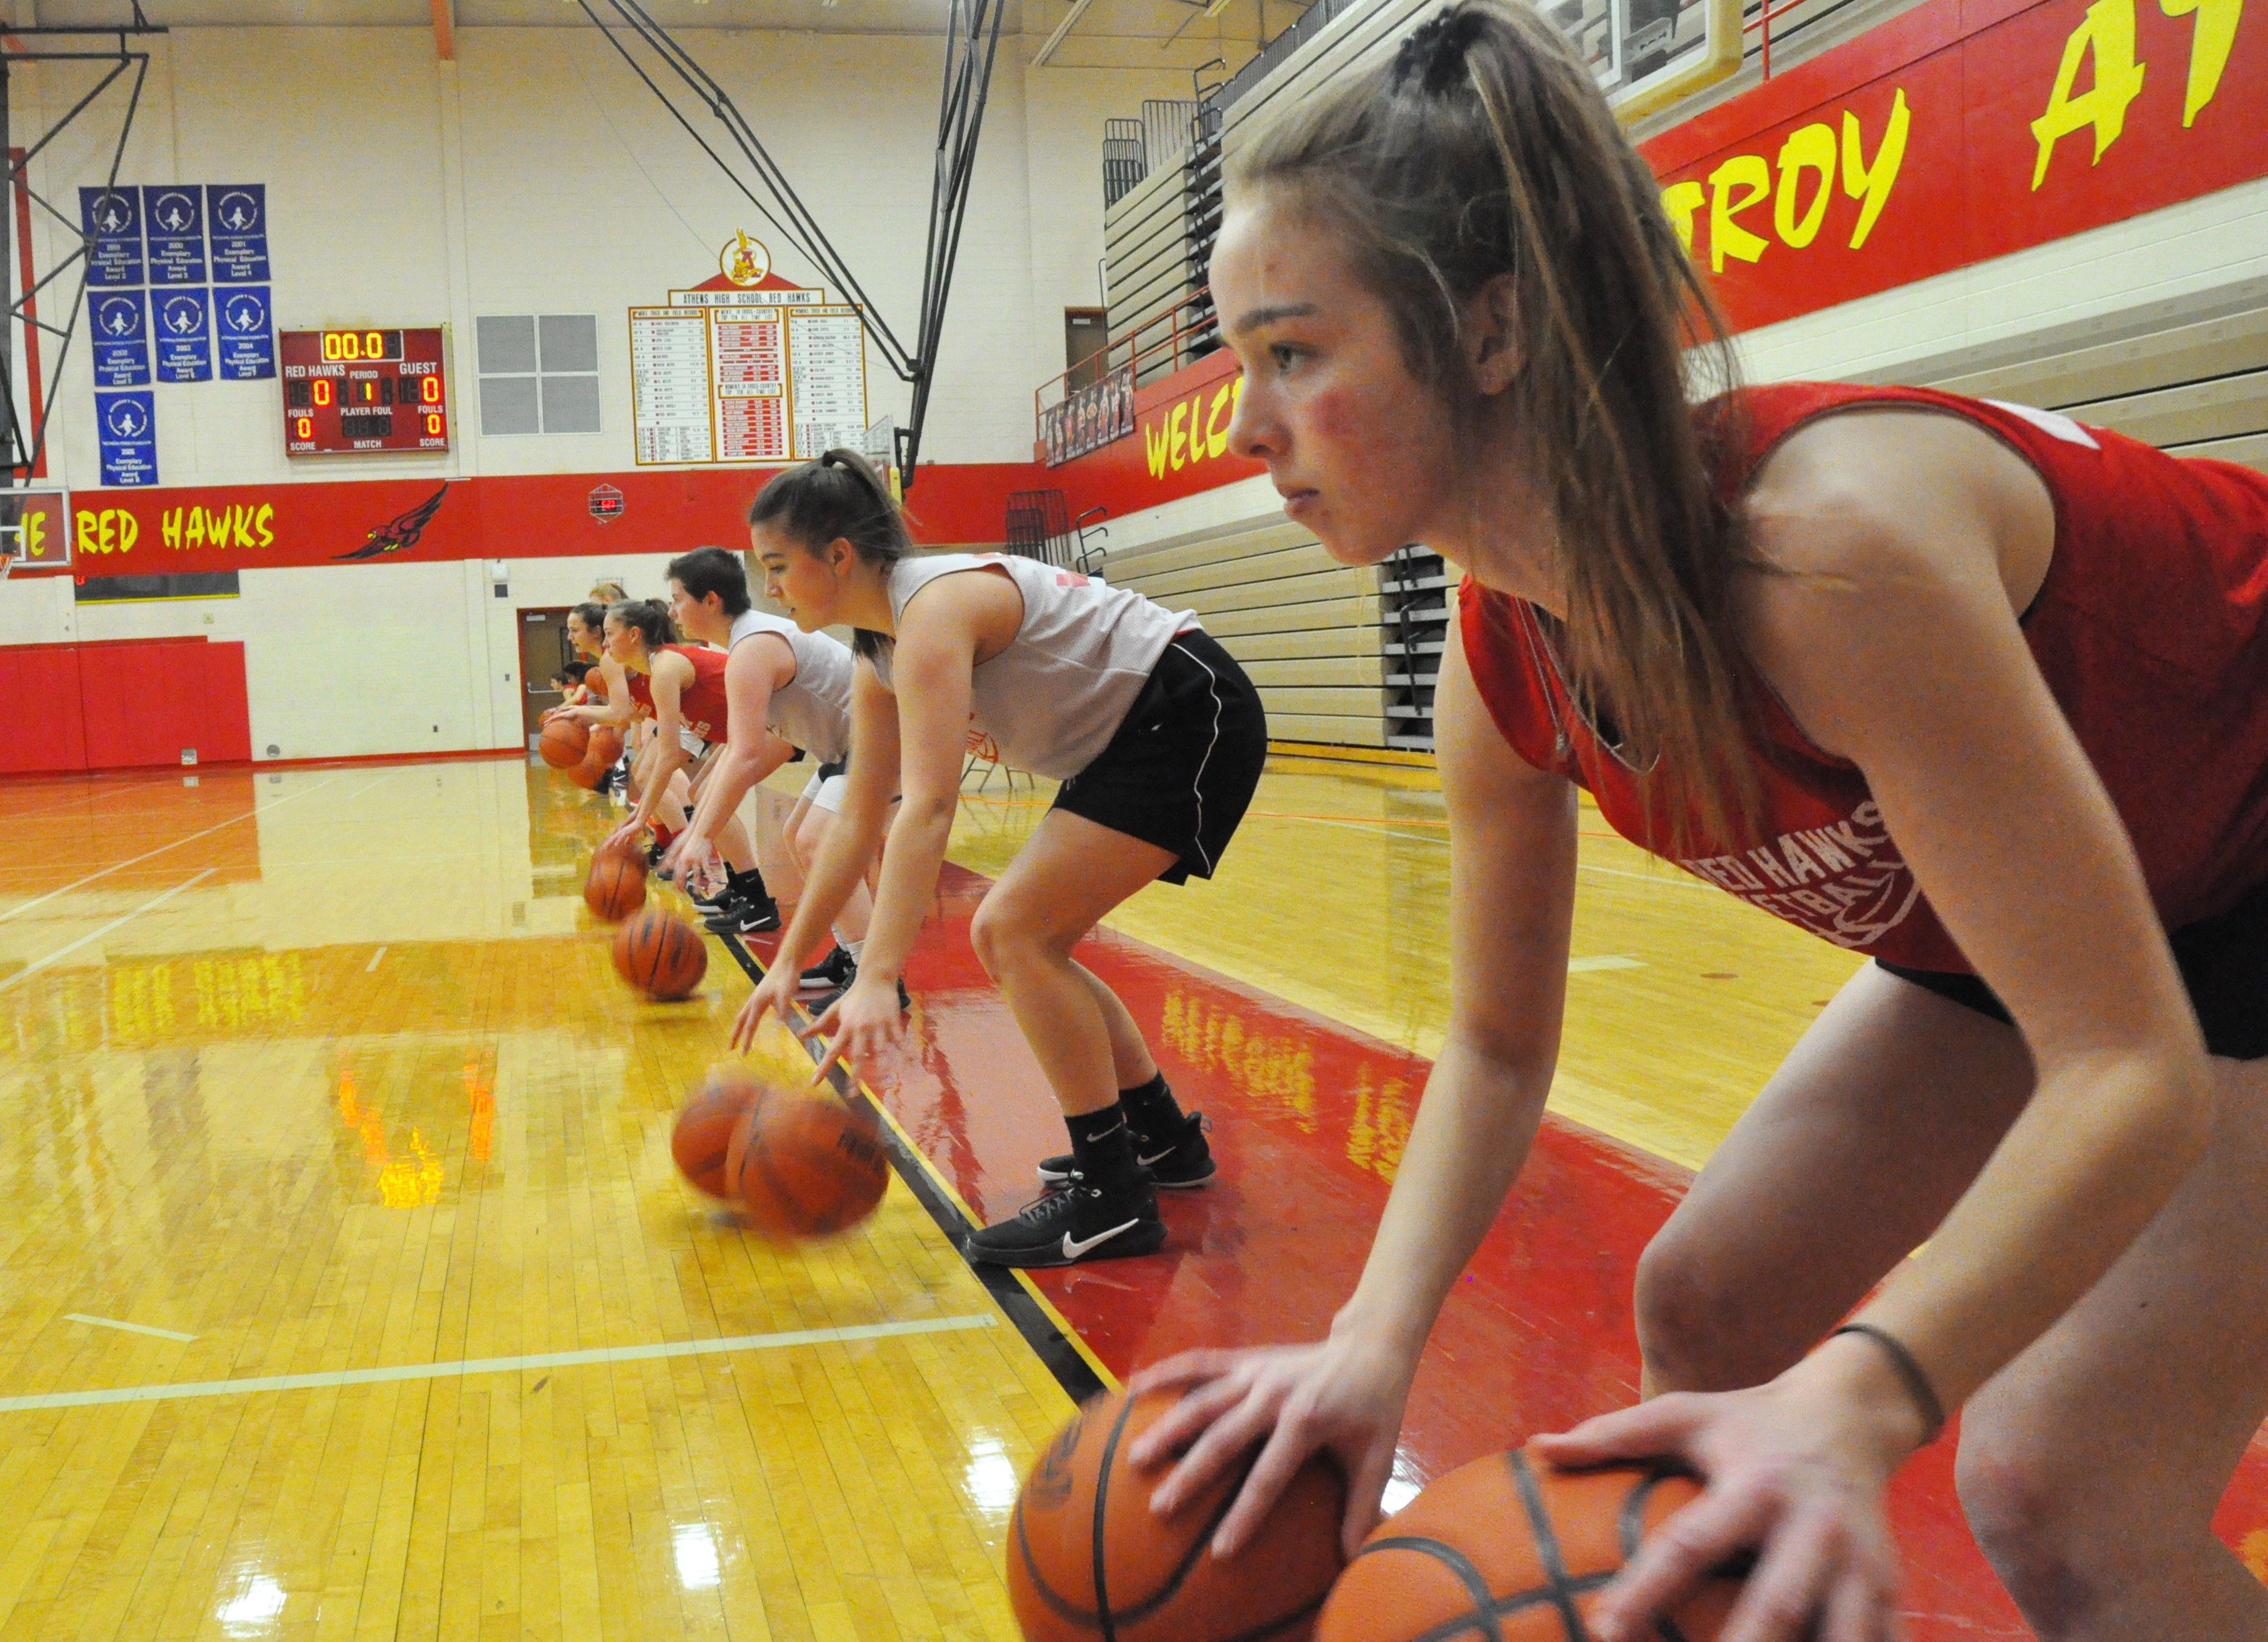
[1233,0,1757,845]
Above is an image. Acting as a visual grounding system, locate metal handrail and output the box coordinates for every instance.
[1034,285,1222,423]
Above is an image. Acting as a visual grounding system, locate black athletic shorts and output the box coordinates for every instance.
[1877,873,2268,1059]
[1050,630,1268,885]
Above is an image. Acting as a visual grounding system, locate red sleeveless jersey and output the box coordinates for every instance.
[623,644,730,743]
[1460,382,2268,972]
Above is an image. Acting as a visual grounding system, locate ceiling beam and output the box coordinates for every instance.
[431,0,454,61]
[1033,0,1102,66]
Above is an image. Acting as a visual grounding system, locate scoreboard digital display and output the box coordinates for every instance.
[280,327,450,456]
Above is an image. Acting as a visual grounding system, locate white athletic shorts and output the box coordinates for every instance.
[800,768,849,813]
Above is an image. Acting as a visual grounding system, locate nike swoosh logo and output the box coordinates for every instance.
[1136,1146,1177,1167]
[1060,1219,1140,1260]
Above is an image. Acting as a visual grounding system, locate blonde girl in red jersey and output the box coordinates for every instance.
[1130,6,2268,1640]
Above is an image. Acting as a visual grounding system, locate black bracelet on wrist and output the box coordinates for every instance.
[1830,1323,1947,1446]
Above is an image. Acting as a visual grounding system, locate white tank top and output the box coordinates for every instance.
[871,553,1198,780]
[729,608,854,764]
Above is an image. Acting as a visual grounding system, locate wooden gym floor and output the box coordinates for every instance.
[3,754,2266,1640]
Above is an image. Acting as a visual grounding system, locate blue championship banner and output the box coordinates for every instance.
[155,288,214,382]
[89,289,151,388]
[216,285,275,379]
[96,389,158,486]
[143,185,207,285]
[207,185,269,283]
[79,186,143,287]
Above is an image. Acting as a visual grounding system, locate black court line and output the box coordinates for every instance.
[713,930,1106,1403]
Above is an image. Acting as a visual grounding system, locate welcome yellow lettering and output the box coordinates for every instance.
[1774,123,1838,248]
[2031,0,2146,188]
[1707,155,1772,272]
[161,508,182,550]
[1145,417,1172,480]
[254,503,275,547]
[2158,0,2239,125]
[1660,181,1705,256]
[1167,402,1189,471]
[1842,89,1910,248]
[1203,382,1235,460]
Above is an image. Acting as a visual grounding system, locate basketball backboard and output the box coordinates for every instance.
[1552,0,1742,121]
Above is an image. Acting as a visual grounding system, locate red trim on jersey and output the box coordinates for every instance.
[1461,382,2268,972]
[622,645,730,744]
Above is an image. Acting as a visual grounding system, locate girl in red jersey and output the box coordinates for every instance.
[1130,6,2268,1640]
[578,599,776,931]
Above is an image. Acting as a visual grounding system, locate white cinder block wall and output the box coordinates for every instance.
[2,26,1187,760]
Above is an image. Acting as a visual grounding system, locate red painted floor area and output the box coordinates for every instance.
[757,862,2268,1639]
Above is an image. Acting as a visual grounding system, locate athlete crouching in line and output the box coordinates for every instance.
[593,598,777,934]
[656,544,880,984]
[1124,6,2268,1639]
[729,450,1270,1267]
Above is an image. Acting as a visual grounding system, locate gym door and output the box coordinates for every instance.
[517,607,575,740]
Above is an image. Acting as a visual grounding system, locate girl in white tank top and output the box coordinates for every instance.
[730,450,1268,1270]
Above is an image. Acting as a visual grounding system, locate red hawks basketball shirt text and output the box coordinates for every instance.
[623,644,732,745]
[1460,382,2268,974]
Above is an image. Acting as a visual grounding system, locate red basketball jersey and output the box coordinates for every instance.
[623,644,730,743]
[1460,382,2268,972]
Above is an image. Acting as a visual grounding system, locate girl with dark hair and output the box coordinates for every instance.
[1127,5,2268,1638]
[729,449,1271,1268]
[550,600,625,795]
[570,599,771,928]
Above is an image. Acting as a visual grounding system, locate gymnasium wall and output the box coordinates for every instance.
[0,25,1190,764]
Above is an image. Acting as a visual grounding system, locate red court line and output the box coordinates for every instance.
[776,862,2268,1639]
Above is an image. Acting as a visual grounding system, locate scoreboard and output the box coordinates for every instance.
[281,327,450,456]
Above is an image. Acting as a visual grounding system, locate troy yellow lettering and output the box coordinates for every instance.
[1842,89,1910,248]
[2158,0,2240,125]
[1774,123,1838,248]
[254,503,275,548]
[1144,417,1171,479]
[161,508,182,550]
[1661,180,1705,256]
[2031,0,2147,188]
[1167,401,1189,471]
[1707,155,1772,272]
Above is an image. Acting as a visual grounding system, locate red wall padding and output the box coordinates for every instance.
[1,645,90,774]
[4,639,252,776]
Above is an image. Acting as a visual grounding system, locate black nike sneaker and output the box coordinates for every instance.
[799,944,855,994]
[1037,1109,1213,1190]
[963,1173,1165,1268]
[701,892,780,936]
[686,879,732,915]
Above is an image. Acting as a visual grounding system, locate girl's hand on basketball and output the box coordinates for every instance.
[730,966,797,1053]
[1123,1333,1418,1561]
[658,826,707,881]
[807,974,905,1085]
[1534,1343,1915,1642]
[605,819,646,854]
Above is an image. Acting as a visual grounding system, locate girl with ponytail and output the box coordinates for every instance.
[1126,4,2268,1638]
[729,449,1271,1270]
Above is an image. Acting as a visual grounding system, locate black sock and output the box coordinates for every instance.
[1119,1073,1180,1136]
[727,865,769,899]
[1065,1103,1138,1183]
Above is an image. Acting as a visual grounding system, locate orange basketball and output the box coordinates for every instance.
[587,723,624,766]
[725,1092,889,1240]
[673,1068,766,1198]
[584,846,648,921]
[1008,1388,1345,1642]
[539,715,589,769]
[1314,1448,1741,1642]
[611,909,706,1000]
